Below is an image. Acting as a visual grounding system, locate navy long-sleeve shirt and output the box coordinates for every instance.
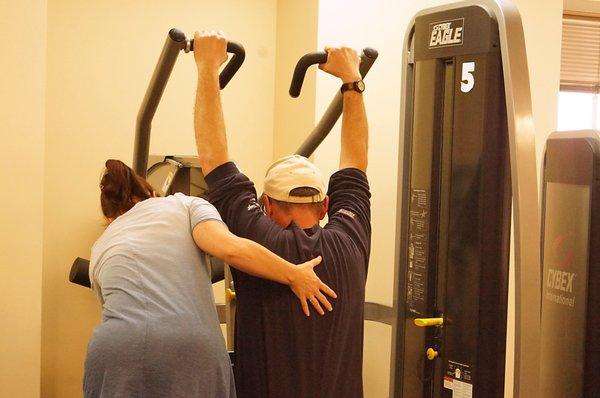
[206,162,371,398]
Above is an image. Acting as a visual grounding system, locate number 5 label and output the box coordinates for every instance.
[461,62,475,93]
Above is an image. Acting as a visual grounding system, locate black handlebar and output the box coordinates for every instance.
[289,47,379,98]
[188,38,246,89]
[134,29,245,177]
[294,47,379,158]
[221,42,246,89]
[69,257,91,288]
[68,255,225,287]
[289,52,328,98]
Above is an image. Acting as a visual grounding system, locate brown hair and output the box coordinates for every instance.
[268,186,325,215]
[100,159,156,219]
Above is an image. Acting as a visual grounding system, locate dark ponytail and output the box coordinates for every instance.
[100,159,156,219]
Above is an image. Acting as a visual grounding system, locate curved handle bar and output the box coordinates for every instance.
[69,257,91,288]
[289,52,328,98]
[293,47,378,158]
[188,38,246,89]
[289,47,379,98]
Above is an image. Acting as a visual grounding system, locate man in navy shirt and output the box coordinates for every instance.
[193,30,371,398]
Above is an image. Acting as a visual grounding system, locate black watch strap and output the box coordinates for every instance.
[340,79,365,94]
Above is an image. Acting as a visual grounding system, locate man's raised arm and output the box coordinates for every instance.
[319,47,368,172]
[193,31,230,175]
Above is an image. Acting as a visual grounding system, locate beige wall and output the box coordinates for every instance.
[42,1,277,396]
[272,0,318,159]
[313,0,562,396]
[0,1,46,397]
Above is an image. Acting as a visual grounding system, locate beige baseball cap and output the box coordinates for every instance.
[263,155,326,203]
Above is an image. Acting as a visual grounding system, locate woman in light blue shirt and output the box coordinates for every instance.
[84,159,336,398]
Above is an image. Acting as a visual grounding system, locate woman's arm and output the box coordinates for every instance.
[192,220,337,316]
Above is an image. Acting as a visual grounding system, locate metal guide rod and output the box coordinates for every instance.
[488,1,541,396]
[294,48,379,158]
[364,302,394,325]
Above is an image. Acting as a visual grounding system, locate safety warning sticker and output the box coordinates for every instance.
[406,189,430,315]
[443,361,473,398]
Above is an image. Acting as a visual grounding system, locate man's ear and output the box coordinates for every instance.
[319,196,330,220]
[262,195,273,216]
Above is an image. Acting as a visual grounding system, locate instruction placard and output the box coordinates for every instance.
[406,188,430,315]
[443,360,473,398]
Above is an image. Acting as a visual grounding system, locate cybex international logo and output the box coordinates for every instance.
[544,233,578,307]
[547,269,575,294]
[429,18,464,48]
[546,268,576,307]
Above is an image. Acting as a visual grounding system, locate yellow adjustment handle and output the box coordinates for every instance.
[226,288,236,303]
[426,348,439,361]
[414,317,444,327]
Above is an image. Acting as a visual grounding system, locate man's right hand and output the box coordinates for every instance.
[319,46,361,83]
[193,30,228,72]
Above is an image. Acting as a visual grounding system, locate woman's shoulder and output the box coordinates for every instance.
[121,194,211,215]
[171,192,210,207]
[91,226,134,261]
[89,230,135,288]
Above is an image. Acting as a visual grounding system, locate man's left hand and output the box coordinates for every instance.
[193,30,228,72]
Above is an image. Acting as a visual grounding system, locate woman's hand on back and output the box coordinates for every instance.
[193,220,337,316]
[288,256,337,317]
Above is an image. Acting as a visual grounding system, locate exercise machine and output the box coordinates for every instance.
[540,131,600,398]
[387,0,541,397]
[69,28,380,350]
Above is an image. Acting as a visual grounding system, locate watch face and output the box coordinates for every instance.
[356,80,365,92]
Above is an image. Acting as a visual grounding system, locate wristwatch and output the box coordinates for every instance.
[340,79,365,94]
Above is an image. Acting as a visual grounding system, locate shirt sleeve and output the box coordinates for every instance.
[174,193,224,229]
[204,162,283,243]
[325,168,372,261]
[89,247,103,300]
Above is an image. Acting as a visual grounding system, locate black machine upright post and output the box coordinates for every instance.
[133,29,187,177]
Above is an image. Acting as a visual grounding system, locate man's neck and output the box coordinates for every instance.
[288,211,319,230]
[292,218,319,230]
[273,212,319,230]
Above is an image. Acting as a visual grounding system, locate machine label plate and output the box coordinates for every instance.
[406,189,430,315]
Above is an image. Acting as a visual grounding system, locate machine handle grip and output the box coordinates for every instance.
[289,52,328,98]
[69,257,91,288]
[414,317,444,327]
[289,47,379,98]
[188,38,246,89]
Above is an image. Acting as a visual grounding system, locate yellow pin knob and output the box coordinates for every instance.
[226,288,236,302]
[414,317,444,327]
[426,348,439,361]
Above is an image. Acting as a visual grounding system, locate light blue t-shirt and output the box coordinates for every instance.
[84,193,235,398]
